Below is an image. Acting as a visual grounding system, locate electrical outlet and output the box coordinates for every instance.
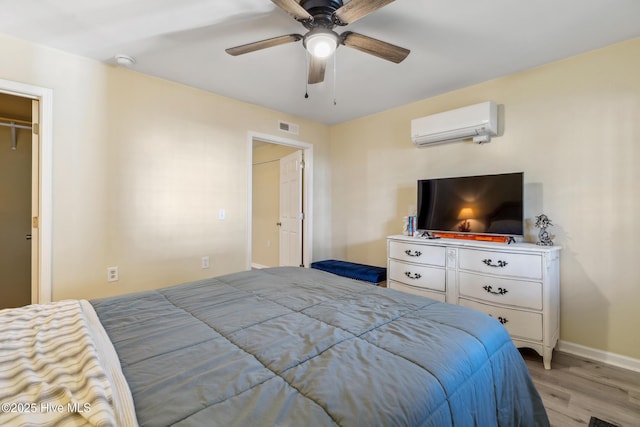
[107,266,119,282]
[218,209,226,220]
[201,256,210,269]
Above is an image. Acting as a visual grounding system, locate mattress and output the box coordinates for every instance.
[89,267,549,426]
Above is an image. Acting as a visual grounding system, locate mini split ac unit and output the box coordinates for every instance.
[411,101,498,146]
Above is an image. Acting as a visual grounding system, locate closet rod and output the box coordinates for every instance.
[0,116,32,126]
[0,121,32,130]
[252,158,281,166]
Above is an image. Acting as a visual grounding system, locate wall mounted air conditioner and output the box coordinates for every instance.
[411,101,498,146]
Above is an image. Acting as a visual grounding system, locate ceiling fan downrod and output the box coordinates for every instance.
[298,0,344,29]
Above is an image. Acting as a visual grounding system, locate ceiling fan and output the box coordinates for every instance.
[225,0,410,84]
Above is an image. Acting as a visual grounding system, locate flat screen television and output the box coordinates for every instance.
[416,172,524,237]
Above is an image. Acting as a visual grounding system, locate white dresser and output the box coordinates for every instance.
[387,235,561,369]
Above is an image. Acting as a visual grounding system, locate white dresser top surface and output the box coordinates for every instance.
[388,235,561,253]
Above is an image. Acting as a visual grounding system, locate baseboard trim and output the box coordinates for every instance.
[251,263,270,270]
[558,340,640,373]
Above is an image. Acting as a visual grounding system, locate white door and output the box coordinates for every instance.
[279,150,303,266]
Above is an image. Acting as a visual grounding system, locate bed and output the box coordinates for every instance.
[1,267,549,426]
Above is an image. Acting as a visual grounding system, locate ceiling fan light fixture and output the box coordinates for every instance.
[304,28,338,58]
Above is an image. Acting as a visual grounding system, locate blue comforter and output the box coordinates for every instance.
[91,267,549,426]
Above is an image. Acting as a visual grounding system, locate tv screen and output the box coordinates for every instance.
[417,172,523,236]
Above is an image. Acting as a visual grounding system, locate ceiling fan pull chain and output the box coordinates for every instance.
[333,52,337,106]
[304,51,310,99]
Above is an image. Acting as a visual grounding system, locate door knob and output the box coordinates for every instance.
[26,234,32,240]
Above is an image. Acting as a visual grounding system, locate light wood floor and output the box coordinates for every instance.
[521,349,640,427]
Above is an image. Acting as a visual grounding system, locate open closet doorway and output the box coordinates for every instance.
[0,93,35,309]
[248,132,313,270]
[0,78,52,306]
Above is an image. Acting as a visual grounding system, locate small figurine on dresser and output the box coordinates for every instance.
[534,214,555,246]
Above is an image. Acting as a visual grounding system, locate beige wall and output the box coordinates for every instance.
[0,34,331,301]
[330,38,640,360]
[252,143,299,267]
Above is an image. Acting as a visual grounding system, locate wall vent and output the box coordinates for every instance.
[278,120,299,135]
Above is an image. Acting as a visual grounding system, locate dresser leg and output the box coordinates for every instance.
[543,347,553,369]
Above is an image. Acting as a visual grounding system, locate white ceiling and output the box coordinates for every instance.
[2,0,640,124]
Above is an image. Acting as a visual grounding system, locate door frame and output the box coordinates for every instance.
[247,131,313,269]
[0,78,53,304]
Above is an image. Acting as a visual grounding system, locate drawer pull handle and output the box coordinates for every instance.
[404,250,422,257]
[482,259,508,268]
[489,314,509,325]
[404,271,422,280]
[483,285,508,296]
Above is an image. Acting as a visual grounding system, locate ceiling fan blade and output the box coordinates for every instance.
[334,0,395,25]
[226,34,303,56]
[271,0,313,21]
[340,31,410,63]
[308,55,327,84]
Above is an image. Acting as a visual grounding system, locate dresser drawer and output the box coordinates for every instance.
[389,280,446,303]
[389,241,446,266]
[459,299,543,341]
[458,248,542,280]
[459,272,542,310]
[388,260,446,292]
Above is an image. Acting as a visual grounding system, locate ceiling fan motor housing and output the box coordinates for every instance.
[300,0,344,29]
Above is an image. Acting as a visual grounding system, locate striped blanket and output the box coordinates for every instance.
[0,300,130,426]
